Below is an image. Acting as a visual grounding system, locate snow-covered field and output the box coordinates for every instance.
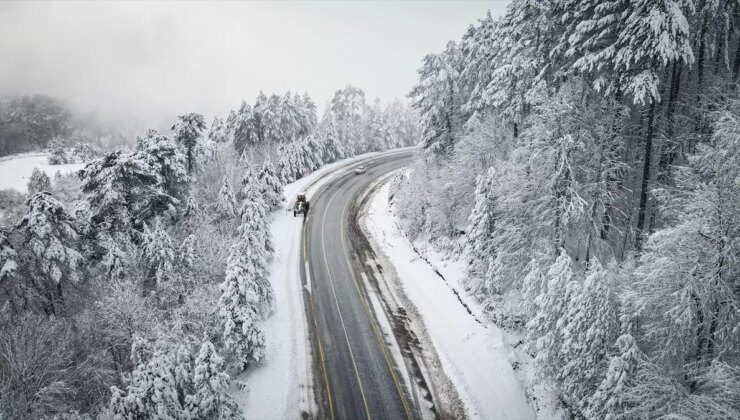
[363,180,560,420]
[235,150,410,419]
[0,152,86,193]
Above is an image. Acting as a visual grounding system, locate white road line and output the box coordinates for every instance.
[304,261,312,293]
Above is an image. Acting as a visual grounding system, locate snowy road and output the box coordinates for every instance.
[301,151,418,420]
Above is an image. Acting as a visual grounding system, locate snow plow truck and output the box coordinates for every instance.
[294,192,309,217]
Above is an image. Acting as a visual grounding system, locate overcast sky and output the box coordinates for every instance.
[0,1,508,127]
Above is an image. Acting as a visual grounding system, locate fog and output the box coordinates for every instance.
[0,1,508,128]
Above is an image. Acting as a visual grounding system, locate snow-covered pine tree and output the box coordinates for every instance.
[0,232,17,284]
[27,168,51,195]
[257,158,284,210]
[327,85,368,156]
[134,130,190,215]
[584,333,640,420]
[15,192,84,314]
[0,231,18,310]
[47,137,69,165]
[215,176,238,220]
[208,116,228,144]
[142,222,175,290]
[408,41,463,155]
[302,135,324,173]
[179,234,196,270]
[172,113,207,173]
[239,175,273,256]
[613,0,694,105]
[183,194,204,222]
[186,340,242,419]
[527,249,578,375]
[559,259,618,412]
[613,0,694,249]
[276,150,294,184]
[103,236,127,280]
[218,243,266,371]
[485,0,554,137]
[320,113,347,164]
[70,141,98,163]
[460,10,499,119]
[465,167,497,282]
[110,341,194,419]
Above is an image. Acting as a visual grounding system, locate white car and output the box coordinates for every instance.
[354,166,367,174]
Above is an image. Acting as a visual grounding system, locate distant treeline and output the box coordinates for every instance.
[0,94,132,157]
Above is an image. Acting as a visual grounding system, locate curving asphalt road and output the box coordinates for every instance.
[300,151,416,420]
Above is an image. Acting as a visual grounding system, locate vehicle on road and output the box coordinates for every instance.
[294,192,309,217]
[354,165,366,174]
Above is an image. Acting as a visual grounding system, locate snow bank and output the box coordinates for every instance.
[0,152,86,193]
[363,180,546,420]
[236,149,412,419]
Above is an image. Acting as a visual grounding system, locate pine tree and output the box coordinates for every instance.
[186,341,241,419]
[613,0,694,105]
[0,232,17,284]
[0,232,18,310]
[79,151,159,234]
[208,116,228,144]
[215,176,238,220]
[409,41,463,155]
[460,10,500,118]
[527,249,577,374]
[559,260,618,411]
[320,113,347,164]
[172,113,207,173]
[218,243,266,371]
[183,194,203,221]
[103,236,127,280]
[466,167,497,279]
[142,222,175,289]
[16,192,84,314]
[276,150,294,184]
[485,0,554,137]
[47,137,69,165]
[27,168,51,195]
[179,235,196,269]
[584,333,640,420]
[239,177,273,256]
[257,158,284,210]
[110,341,195,419]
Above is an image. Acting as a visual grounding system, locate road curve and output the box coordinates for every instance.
[300,151,416,420]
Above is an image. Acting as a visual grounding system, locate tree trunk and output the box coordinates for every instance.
[187,147,194,174]
[733,38,740,85]
[584,201,598,264]
[635,102,656,252]
[697,15,709,96]
[690,291,705,392]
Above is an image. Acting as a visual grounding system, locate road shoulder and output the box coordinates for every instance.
[359,177,540,420]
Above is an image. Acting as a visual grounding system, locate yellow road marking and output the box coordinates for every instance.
[339,173,415,420]
[302,212,335,420]
[320,187,373,420]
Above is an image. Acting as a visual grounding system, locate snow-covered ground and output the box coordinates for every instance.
[0,152,86,193]
[363,180,560,420]
[235,150,411,419]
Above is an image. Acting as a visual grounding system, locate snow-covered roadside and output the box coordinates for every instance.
[234,149,412,419]
[362,180,559,420]
[0,152,86,192]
